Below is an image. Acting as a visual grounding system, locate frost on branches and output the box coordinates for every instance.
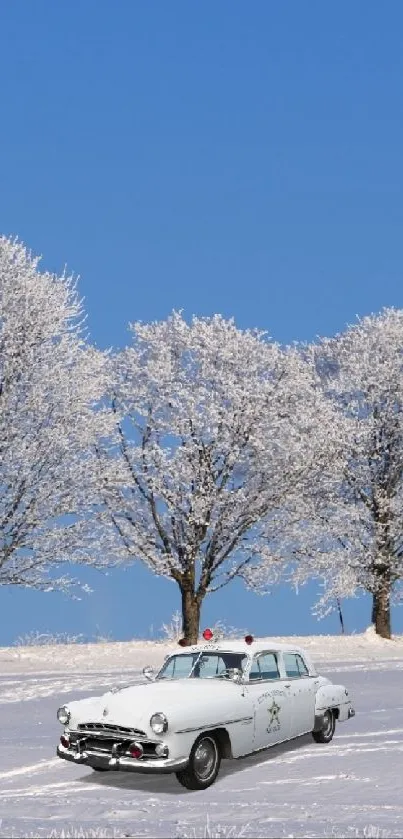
[0,237,111,595]
[98,312,339,643]
[292,309,403,638]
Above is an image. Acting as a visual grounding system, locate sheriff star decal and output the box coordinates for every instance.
[267,699,281,733]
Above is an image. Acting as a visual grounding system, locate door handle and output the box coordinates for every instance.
[284,684,292,689]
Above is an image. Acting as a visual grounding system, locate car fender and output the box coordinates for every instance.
[167,693,254,760]
[314,683,354,727]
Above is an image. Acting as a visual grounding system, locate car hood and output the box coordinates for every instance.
[67,678,247,735]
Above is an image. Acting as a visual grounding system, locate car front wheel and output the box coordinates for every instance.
[176,734,221,790]
[312,709,336,743]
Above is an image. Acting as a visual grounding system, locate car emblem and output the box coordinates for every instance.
[102,707,109,717]
[267,699,281,733]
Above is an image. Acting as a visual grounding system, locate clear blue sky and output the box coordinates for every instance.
[1,1,403,644]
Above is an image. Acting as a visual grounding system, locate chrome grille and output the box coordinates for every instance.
[77,723,146,737]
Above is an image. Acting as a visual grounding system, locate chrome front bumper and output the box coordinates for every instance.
[57,744,188,774]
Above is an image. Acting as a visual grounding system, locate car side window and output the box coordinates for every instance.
[198,655,226,678]
[283,652,309,678]
[249,652,279,681]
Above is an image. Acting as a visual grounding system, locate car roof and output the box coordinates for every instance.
[173,640,308,656]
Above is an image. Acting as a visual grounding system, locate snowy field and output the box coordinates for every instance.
[2,630,403,839]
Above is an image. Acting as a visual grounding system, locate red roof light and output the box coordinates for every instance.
[244,635,254,645]
[202,628,213,641]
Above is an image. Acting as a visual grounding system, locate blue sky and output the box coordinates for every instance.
[1,1,403,644]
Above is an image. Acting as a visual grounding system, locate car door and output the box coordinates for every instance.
[246,652,293,750]
[282,652,317,738]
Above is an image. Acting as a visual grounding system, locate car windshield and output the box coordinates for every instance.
[156,652,248,680]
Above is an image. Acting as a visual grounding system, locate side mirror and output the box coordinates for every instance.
[226,667,243,684]
[143,665,155,682]
[232,668,244,684]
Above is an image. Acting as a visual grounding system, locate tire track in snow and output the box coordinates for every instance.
[0,758,60,781]
[336,727,403,739]
[0,672,142,704]
[259,773,372,785]
[0,780,103,799]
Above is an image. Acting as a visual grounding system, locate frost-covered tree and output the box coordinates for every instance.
[0,236,111,595]
[289,309,403,638]
[98,312,339,644]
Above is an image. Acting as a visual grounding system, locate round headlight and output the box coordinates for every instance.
[150,712,168,734]
[57,706,70,725]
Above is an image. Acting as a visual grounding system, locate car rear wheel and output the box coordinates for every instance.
[312,709,336,743]
[176,734,221,790]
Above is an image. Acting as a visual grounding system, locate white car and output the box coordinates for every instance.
[56,632,355,790]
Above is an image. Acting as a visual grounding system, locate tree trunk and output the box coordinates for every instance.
[336,598,345,634]
[371,587,391,639]
[180,587,201,645]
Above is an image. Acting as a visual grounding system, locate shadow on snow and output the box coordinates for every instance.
[76,733,314,795]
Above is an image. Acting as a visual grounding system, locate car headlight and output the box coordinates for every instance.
[57,706,70,725]
[150,712,168,734]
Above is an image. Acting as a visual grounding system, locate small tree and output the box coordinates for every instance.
[0,236,111,597]
[98,312,338,643]
[288,309,403,638]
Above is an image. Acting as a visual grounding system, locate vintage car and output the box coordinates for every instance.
[56,631,355,790]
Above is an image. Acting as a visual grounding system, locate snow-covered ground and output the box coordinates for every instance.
[2,629,403,838]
